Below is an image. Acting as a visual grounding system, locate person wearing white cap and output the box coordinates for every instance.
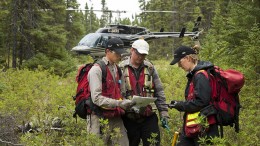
[119,39,169,146]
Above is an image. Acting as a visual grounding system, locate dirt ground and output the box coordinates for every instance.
[0,114,20,145]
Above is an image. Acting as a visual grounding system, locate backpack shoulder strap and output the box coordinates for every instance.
[96,60,107,83]
[116,65,122,78]
[95,60,122,82]
[143,60,154,75]
[195,69,209,79]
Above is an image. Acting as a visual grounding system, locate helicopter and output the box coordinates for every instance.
[71,16,202,58]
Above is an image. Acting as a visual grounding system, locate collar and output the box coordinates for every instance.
[102,57,115,66]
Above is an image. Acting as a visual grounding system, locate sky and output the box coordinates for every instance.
[76,0,141,19]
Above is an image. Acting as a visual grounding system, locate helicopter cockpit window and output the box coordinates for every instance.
[98,36,109,47]
[78,33,101,47]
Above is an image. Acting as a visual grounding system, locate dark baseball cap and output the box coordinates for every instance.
[106,38,127,55]
[170,46,196,65]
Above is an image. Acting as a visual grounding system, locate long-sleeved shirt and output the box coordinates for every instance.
[119,57,168,112]
[88,57,122,109]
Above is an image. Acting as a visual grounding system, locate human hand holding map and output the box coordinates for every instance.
[131,95,156,108]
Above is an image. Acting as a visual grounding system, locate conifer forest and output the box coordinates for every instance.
[0,0,259,145]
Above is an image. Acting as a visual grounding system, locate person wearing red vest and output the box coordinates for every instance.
[119,39,169,146]
[87,38,135,146]
[169,45,219,146]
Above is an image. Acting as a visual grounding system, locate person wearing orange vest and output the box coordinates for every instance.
[169,45,219,146]
[119,39,169,146]
[87,38,135,146]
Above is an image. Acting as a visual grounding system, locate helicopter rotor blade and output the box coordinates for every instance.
[66,8,200,14]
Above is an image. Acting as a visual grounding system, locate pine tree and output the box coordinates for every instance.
[65,0,85,51]
[18,0,76,76]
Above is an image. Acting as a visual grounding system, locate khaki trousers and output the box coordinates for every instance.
[87,114,129,146]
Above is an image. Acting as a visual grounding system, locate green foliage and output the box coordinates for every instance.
[0,0,259,145]
[0,68,75,120]
[65,0,85,51]
[154,60,259,145]
[147,132,159,146]
[0,0,84,74]
[0,57,259,145]
[153,60,187,102]
[99,118,123,145]
[198,136,227,146]
[241,24,260,98]
[21,52,77,76]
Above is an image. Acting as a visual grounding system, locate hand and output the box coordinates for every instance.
[139,105,153,116]
[170,100,177,105]
[160,111,170,129]
[161,117,169,129]
[118,99,136,110]
[169,100,184,111]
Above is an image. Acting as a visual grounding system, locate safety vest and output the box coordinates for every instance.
[123,64,154,98]
[102,66,122,99]
[186,77,216,125]
[100,66,125,118]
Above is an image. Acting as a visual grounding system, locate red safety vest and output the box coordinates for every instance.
[125,66,154,97]
[187,80,216,125]
[100,66,125,118]
[102,66,122,99]
[123,65,155,118]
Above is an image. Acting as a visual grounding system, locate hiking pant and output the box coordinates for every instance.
[87,114,129,146]
[122,113,160,146]
[177,124,219,146]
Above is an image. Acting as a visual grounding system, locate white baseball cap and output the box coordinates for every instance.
[132,39,149,55]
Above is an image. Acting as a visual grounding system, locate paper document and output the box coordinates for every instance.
[132,95,156,108]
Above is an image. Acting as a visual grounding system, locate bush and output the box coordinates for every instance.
[0,60,259,145]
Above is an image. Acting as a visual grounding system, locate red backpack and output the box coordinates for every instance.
[72,60,106,119]
[72,60,123,119]
[197,66,245,137]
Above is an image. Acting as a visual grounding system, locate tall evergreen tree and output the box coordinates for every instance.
[201,1,230,64]
[0,0,12,68]
[100,0,109,26]
[65,0,85,51]
[87,5,100,32]
[202,0,259,67]
[242,24,260,96]
[19,0,76,76]
[84,2,93,34]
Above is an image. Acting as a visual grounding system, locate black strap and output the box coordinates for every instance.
[116,65,122,78]
[96,60,107,83]
[220,125,224,138]
[96,60,122,82]
[234,93,241,133]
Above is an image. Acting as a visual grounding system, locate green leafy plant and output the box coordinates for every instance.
[147,132,159,146]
